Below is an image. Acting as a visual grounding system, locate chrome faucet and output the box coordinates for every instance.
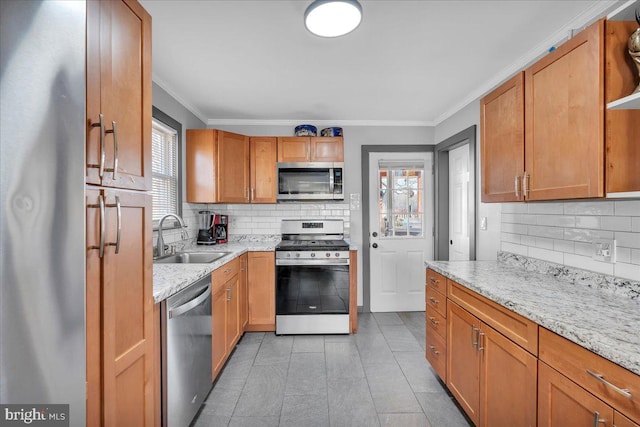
[156,214,188,258]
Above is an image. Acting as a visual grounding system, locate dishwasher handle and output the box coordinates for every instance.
[169,285,211,319]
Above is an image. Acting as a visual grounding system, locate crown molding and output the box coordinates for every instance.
[152,74,209,124]
[206,118,435,127]
[432,0,621,126]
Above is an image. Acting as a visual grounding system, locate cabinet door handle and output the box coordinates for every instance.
[523,172,529,199]
[514,175,520,199]
[251,188,255,201]
[593,411,607,427]
[89,114,106,178]
[88,194,106,258]
[428,345,439,356]
[227,287,232,301]
[428,277,439,285]
[471,325,478,349]
[428,296,439,305]
[104,121,118,180]
[586,370,632,398]
[105,196,121,254]
[477,332,485,352]
[428,316,439,326]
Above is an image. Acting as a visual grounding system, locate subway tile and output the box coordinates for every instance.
[601,216,632,232]
[564,253,614,275]
[553,239,574,253]
[633,217,640,233]
[528,247,564,264]
[575,216,601,229]
[521,235,536,246]
[501,233,521,244]
[533,237,554,250]
[501,213,522,224]
[615,200,640,216]
[614,263,640,281]
[528,225,564,240]
[632,249,640,265]
[616,247,631,264]
[501,203,528,214]
[501,242,528,256]
[502,223,528,234]
[527,203,564,215]
[564,228,614,242]
[536,215,575,227]
[520,214,538,225]
[564,201,614,215]
[574,242,594,257]
[615,232,640,249]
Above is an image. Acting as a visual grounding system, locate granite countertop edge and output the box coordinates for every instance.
[425,259,640,377]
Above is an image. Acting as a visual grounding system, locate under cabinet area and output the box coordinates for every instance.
[480,18,640,202]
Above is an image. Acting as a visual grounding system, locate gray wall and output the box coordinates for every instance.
[434,100,502,261]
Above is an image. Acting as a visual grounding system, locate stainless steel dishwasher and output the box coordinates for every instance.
[161,275,213,427]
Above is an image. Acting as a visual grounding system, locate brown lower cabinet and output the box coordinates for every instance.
[447,302,537,427]
[246,251,276,331]
[426,268,640,427]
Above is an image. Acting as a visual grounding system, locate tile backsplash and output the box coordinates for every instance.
[153,202,351,248]
[501,200,640,281]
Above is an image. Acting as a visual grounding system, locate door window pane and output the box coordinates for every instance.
[378,162,425,238]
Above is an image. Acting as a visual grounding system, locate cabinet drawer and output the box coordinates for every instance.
[426,326,446,382]
[539,327,640,423]
[615,412,640,427]
[426,286,446,318]
[426,269,447,295]
[213,257,240,288]
[426,306,446,341]
[448,280,538,355]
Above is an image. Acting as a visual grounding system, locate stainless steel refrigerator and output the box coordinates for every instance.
[1,1,86,425]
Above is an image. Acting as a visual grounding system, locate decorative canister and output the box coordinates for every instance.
[320,127,343,137]
[294,124,317,137]
[628,9,640,94]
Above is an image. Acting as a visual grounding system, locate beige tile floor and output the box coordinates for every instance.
[192,312,473,427]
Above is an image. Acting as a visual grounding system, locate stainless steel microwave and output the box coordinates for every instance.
[276,162,344,201]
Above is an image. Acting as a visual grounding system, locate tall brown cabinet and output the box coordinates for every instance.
[86,1,155,426]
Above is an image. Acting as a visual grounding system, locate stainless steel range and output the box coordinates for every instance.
[276,219,350,334]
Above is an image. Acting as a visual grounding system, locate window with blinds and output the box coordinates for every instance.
[152,119,180,225]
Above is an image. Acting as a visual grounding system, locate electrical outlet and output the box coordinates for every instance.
[592,239,616,263]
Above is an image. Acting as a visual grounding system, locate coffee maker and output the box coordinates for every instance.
[197,211,216,245]
[213,214,228,244]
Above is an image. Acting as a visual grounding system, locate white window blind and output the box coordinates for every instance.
[152,119,179,224]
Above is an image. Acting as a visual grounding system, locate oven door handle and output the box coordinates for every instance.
[276,259,349,266]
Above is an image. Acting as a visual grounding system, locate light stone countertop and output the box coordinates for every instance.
[153,241,278,303]
[153,239,358,303]
[425,258,640,376]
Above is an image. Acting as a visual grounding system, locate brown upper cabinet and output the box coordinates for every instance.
[86,0,152,192]
[480,73,525,202]
[481,19,640,202]
[277,137,344,162]
[186,130,277,203]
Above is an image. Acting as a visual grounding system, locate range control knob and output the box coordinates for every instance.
[311,253,316,258]
[287,253,291,258]
[335,253,340,257]
[295,253,300,258]
[326,252,331,257]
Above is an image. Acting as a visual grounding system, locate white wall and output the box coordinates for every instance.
[434,100,502,261]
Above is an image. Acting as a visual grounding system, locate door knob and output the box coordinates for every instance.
[372,243,378,248]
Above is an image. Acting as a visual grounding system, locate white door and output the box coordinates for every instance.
[369,152,434,312]
[449,144,470,261]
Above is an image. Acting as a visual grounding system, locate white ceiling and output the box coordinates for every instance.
[140,0,619,126]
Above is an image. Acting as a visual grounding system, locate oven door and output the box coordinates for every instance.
[276,258,350,334]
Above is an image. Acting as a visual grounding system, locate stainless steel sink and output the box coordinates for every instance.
[154,251,231,264]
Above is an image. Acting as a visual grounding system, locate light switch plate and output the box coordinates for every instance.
[592,239,616,263]
[480,217,487,231]
[350,193,361,211]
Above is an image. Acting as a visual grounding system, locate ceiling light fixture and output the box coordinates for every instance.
[304,0,363,38]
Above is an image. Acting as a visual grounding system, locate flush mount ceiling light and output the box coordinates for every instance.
[304,0,363,38]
